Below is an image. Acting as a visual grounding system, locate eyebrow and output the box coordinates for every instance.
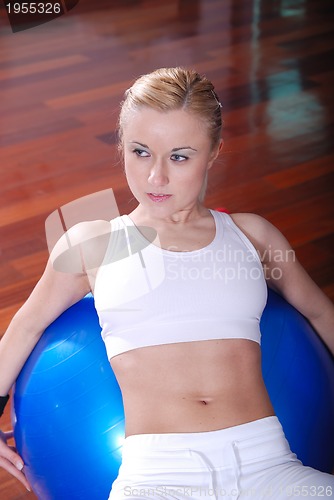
[130,141,197,152]
[130,142,149,148]
[171,146,197,152]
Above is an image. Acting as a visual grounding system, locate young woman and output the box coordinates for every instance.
[0,67,333,499]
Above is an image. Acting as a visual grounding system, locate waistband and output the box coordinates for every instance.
[122,416,291,467]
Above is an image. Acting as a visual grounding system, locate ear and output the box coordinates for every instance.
[207,139,223,170]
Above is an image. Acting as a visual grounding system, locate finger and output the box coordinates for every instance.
[0,439,25,474]
[0,433,32,491]
[0,456,31,492]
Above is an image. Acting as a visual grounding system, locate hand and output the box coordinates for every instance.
[0,429,31,492]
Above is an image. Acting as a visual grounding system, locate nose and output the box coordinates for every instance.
[148,161,169,187]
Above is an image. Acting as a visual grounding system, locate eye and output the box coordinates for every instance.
[133,148,150,157]
[170,154,188,162]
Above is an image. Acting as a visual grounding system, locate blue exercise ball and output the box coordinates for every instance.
[12,290,334,500]
[261,289,334,473]
[12,295,124,500]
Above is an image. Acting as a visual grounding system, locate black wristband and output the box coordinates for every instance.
[0,395,10,417]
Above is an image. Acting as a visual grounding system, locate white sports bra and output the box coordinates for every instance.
[94,210,267,360]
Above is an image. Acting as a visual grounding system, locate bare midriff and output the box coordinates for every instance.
[110,338,275,437]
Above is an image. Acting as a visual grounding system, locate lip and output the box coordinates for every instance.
[147,193,172,203]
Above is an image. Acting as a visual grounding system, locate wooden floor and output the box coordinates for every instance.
[0,0,333,498]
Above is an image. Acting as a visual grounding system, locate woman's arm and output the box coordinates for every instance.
[0,261,90,491]
[0,217,111,396]
[232,213,334,356]
[0,219,110,490]
[0,259,91,397]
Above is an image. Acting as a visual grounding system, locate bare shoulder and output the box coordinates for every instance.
[229,212,268,234]
[50,219,112,274]
[229,212,283,253]
[228,213,297,276]
[66,219,112,242]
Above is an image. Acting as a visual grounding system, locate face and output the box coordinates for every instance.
[122,107,220,219]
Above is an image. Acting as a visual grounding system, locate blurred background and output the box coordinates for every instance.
[0,0,333,497]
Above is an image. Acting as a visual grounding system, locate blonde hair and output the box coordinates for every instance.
[118,67,222,151]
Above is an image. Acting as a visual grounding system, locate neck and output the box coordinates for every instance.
[130,202,209,226]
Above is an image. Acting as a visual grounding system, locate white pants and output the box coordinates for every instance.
[109,416,334,499]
